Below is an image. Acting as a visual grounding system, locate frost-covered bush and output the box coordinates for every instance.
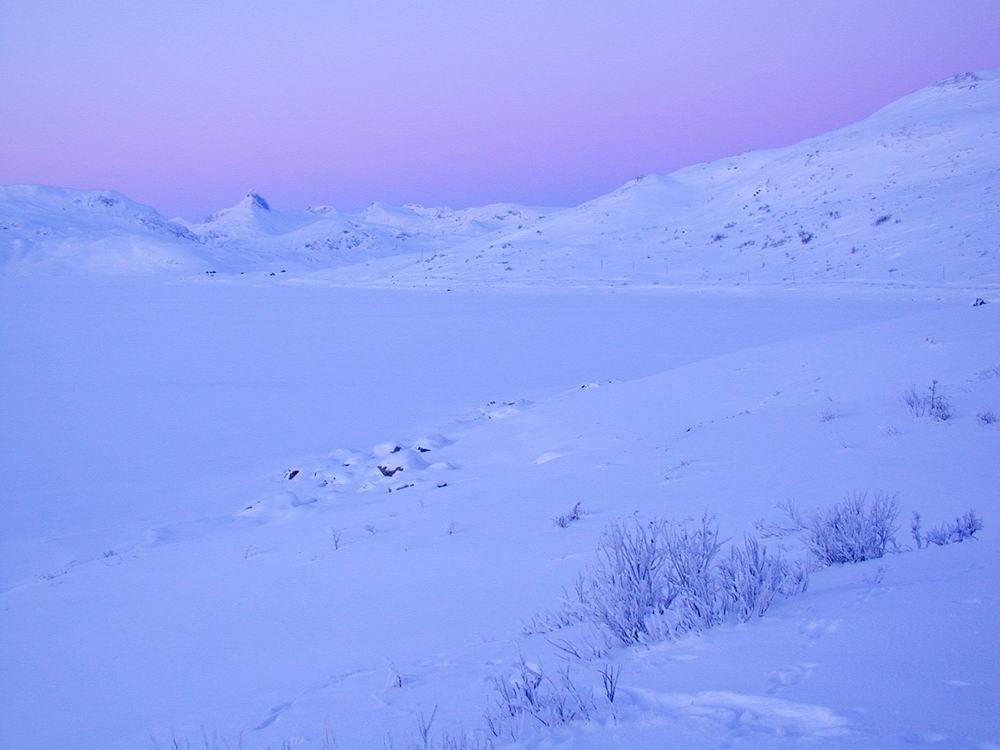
[484,659,592,741]
[910,511,923,548]
[552,501,584,528]
[902,380,952,421]
[574,517,812,644]
[661,516,725,630]
[573,519,675,645]
[977,410,997,425]
[802,493,900,565]
[574,516,722,645]
[924,510,984,546]
[438,735,495,750]
[718,535,809,622]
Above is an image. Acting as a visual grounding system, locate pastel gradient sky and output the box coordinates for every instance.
[2,1,999,219]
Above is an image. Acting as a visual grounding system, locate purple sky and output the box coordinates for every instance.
[2,1,999,219]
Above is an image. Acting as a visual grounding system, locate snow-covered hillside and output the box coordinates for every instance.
[0,185,206,273]
[2,279,997,749]
[0,184,553,275]
[320,70,1000,290]
[177,194,552,273]
[2,70,998,286]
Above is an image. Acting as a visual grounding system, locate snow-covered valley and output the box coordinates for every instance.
[1,69,999,750]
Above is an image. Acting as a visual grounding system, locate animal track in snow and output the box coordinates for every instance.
[798,617,841,646]
[628,687,850,739]
[768,662,819,693]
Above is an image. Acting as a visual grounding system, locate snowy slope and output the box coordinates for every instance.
[186,192,316,240]
[355,201,549,241]
[319,70,1000,290]
[2,281,997,750]
[173,192,405,271]
[0,185,205,273]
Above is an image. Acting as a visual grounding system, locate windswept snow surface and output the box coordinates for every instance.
[1,277,998,750]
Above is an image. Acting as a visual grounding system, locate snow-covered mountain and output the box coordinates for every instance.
[2,69,998,286]
[0,185,205,273]
[355,200,547,240]
[324,70,1000,290]
[0,183,553,275]
[174,194,553,272]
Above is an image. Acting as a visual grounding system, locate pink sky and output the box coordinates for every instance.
[1,0,998,219]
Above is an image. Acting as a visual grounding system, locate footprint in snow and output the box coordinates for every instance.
[767,662,818,693]
[798,618,840,645]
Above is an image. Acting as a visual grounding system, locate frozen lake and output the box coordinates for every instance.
[0,278,936,544]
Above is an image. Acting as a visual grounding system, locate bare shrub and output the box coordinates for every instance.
[552,502,584,528]
[924,510,983,546]
[902,380,952,421]
[415,705,438,749]
[911,511,924,549]
[519,605,582,636]
[484,659,593,741]
[755,499,808,540]
[150,730,246,750]
[802,493,900,565]
[598,663,622,704]
[439,734,494,750]
[902,386,925,416]
[662,516,725,630]
[718,535,809,622]
[574,516,722,645]
[977,410,997,425]
[574,519,672,645]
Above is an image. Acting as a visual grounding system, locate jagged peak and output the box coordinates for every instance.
[243,192,270,211]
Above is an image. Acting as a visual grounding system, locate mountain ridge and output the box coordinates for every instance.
[2,69,997,286]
